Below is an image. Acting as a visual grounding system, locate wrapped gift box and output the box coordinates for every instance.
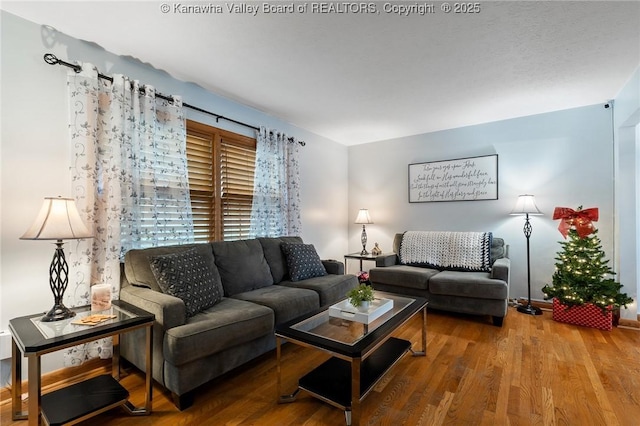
[552,298,612,331]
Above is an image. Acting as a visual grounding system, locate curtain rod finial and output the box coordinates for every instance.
[43,53,58,65]
[44,52,81,73]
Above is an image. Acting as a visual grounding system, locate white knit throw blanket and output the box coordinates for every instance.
[399,231,492,272]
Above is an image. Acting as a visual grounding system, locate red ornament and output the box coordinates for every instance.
[552,207,599,238]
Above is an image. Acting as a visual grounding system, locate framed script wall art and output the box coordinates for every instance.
[408,154,498,203]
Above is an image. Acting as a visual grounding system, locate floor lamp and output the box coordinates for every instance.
[510,194,543,316]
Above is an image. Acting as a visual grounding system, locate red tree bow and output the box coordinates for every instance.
[552,207,599,239]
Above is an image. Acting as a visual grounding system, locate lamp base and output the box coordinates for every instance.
[360,248,369,255]
[41,303,76,322]
[517,303,543,316]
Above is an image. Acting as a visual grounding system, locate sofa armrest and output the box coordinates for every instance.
[491,257,510,283]
[376,253,398,267]
[322,259,345,275]
[120,284,186,331]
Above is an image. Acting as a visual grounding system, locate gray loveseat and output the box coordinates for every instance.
[119,236,357,409]
[369,232,510,327]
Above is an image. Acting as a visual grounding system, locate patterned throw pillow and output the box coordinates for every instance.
[281,243,327,282]
[150,248,223,317]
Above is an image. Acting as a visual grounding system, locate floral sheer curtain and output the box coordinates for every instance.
[64,63,194,365]
[249,127,301,238]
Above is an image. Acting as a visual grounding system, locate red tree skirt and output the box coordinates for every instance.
[552,298,613,331]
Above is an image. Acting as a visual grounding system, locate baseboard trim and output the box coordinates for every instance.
[0,357,110,405]
[619,318,640,329]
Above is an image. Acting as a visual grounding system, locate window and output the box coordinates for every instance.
[186,120,256,242]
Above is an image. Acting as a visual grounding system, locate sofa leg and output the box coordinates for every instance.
[172,391,194,410]
[492,316,504,327]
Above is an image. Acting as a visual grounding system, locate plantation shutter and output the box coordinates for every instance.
[186,130,216,242]
[186,120,256,242]
[221,138,255,240]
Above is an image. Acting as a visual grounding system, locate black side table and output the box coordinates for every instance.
[10,300,154,425]
[344,252,382,272]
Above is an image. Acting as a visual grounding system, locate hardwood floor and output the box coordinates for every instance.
[2,306,639,425]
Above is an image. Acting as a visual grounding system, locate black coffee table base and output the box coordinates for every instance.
[276,293,427,426]
[299,337,411,424]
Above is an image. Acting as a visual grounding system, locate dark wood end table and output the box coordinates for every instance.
[343,252,383,271]
[10,300,154,425]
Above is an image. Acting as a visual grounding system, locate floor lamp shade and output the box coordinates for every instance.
[21,197,93,321]
[510,194,543,217]
[510,194,543,316]
[355,209,373,256]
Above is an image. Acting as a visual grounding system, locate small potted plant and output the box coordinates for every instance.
[347,283,375,311]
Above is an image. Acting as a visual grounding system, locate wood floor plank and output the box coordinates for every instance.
[2,306,639,426]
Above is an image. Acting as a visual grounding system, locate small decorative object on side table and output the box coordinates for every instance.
[91,283,112,311]
[371,243,382,256]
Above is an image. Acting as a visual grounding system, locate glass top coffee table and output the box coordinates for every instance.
[275,291,427,426]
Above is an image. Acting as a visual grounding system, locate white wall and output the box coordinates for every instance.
[0,11,349,373]
[613,67,640,319]
[347,105,622,312]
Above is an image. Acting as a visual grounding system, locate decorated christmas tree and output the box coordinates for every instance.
[542,207,632,314]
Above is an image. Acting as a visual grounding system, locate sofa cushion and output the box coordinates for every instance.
[429,270,508,300]
[231,285,319,324]
[280,273,359,306]
[163,298,274,366]
[369,265,439,291]
[124,243,213,293]
[322,259,345,275]
[211,239,273,296]
[490,238,505,264]
[259,236,304,283]
[281,243,327,282]
[150,248,224,317]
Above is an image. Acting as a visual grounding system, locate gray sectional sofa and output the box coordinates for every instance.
[119,236,357,409]
[369,232,510,327]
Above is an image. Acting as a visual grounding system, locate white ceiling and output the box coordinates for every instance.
[2,1,639,145]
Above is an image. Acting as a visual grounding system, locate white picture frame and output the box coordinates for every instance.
[408,154,498,203]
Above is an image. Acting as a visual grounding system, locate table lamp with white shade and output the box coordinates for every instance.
[20,196,93,322]
[354,209,373,255]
